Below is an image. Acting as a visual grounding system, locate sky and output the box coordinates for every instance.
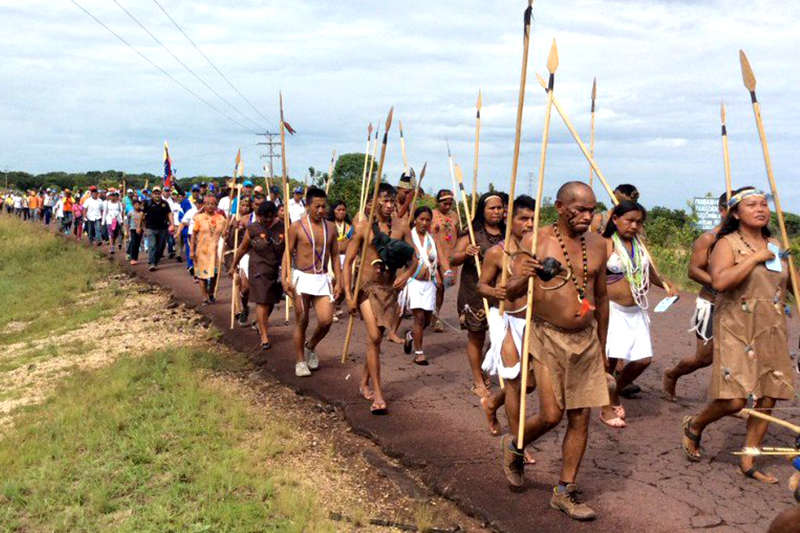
[1,0,799,210]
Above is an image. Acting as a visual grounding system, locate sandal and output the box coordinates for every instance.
[613,405,626,420]
[413,353,429,366]
[403,330,413,355]
[370,401,388,415]
[359,385,375,401]
[741,467,778,484]
[682,416,702,462]
[600,412,626,429]
[261,342,271,351]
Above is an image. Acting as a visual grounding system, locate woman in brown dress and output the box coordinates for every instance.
[682,188,795,483]
[230,201,285,350]
[191,195,227,305]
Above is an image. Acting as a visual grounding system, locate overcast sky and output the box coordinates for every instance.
[1,0,799,210]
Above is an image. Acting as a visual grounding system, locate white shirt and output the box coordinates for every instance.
[288,199,305,223]
[84,197,104,221]
[54,198,64,218]
[13,195,23,208]
[182,206,199,235]
[218,196,231,217]
[103,200,124,225]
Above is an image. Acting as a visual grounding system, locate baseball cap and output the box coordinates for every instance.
[89,186,98,192]
[191,185,200,192]
[152,186,162,193]
[294,186,303,194]
[127,188,134,194]
[243,180,253,187]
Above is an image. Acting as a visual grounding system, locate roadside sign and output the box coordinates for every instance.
[694,197,720,231]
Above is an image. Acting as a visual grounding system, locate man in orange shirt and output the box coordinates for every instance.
[27,191,39,221]
[60,190,75,234]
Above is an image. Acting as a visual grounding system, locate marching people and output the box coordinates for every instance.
[190,195,226,304]
[599,200,676,428]
[395,206,444,365]
[142,186,175,271]
[284,186,342,377]
[663,191,729,401]
[83,187,104,246]
[228,197,253,326]
[431,189,459,332]
[450,191,505,398]
[230,201,285,350]
[682,187,795,484]
[126,198,144,265]
[72,195,84,241]
[502,182,611,521]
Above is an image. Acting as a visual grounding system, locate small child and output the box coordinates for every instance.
[126,199,144,265]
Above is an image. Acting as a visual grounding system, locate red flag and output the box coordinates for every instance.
[283,121,296,135]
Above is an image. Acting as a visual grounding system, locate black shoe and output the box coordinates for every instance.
[238,309,249,327]
[149,265,156,272]
[175,256,183,263]
[619,383,641,398]
[169,252,175,259]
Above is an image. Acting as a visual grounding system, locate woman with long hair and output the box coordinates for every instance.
[682,188,794,483]
[600,201,676,428]
[191,195,227,305]
[328,200,353,322]
[394,206,444,365]
[431,189,459,332]
[449,191,506,397]
[230,201,285,350]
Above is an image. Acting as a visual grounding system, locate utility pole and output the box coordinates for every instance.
[256,132,281,183]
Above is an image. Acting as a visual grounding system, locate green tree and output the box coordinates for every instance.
[326,153,377,218]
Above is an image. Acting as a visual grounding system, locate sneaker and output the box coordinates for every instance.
[305,345,319,370]
[501,435,524,487]
[550,485,596,521]
[295,362,311,377]
[237,308,249,327]
[434,319,444,333]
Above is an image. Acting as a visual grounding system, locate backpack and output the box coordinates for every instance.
[371,222,414,271]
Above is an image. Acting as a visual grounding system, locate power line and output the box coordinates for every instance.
[69,0,256,134]
[152,0,277,129]
[109,0,267,132]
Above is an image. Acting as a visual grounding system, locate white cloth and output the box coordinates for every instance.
[83,197,104,221]
[483,307,526,379]
[103,201,123,226]
[239,253,250,279]
[53,199,64,218]
[218,196,231,217]
[288,199,305,223]
[182,206,199,235]
[606,301,652,362]
[689,296,714,343]
[398,278,436,312]
[292,269,333,299]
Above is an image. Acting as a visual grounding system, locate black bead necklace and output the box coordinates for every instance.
[552,223,589,302]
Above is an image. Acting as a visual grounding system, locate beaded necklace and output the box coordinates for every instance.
[737,229,767,254]
[552,224,594,317]
[611,233,650,308]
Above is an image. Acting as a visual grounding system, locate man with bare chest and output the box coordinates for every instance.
[284,187,342,377]
[503,181,610,521]
[344,183,410,414]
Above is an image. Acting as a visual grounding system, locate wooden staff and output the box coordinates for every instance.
[409,162,427,218]
[445,138,464,231]
[230,182,242,329]
[279,92,294,325]
[471,90,482,219]
[588,77,597,189]
[341,108,394,363]
[357,123,374,216]
[362,125,381,218]
[740,408,800,434]
[325,149,337,194]
[497,0,534,316]
[516,39,557,446]
[399,120,409,174]
[213,176,236,301]
[534,71,672,293]
[720,103,732,202]
[740,49,800,329]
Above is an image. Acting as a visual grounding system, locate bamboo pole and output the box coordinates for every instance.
[357,124,374,216]
[362,126,381,218]
[740,49,800,330]
[445,138,464,231]
[409,162,427,220]
[471,90,482,219]
[342,108,394,363]
[740,408,800,434]
[721,103,732,202]
[325,149,337,194]
[515,39,557,447]
[230,182,242,329]
[497,0,534,316]
[534,72,672,292]
[588,78,596,189]
[279,92,294,325]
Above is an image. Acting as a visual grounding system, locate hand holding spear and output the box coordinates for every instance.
[740,50,800,326]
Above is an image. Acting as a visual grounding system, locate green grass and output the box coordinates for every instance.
[0,348,335,533]
[0,216,122,344]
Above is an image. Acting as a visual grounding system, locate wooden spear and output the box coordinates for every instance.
[230,181,242,329]
[534,71,672,293]
[279,92,294,325]
[409,162,427,219]
[588,77,597,189]
[471,90,482,219]
[399,120,409,175]
[445,138,464,231]
[357,124,373,216]
[516,39,557,447]
[362,125,381,218]
[325,149,337,194]
[341,108,394,363]
[454,163,491,321]
[720,103,732,202]
[740,408,800,434]
[740,50,800,329]
[497,0,534,316]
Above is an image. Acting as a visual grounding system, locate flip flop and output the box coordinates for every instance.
[358,385,375,401]
[613,405,626,420]
[403,330,413,355]
[370,401,388,415]
[682,416,702,462]
[261,342,271,351]
[599,412,626,429]
[741,467,778,484]
[413,354,429,366]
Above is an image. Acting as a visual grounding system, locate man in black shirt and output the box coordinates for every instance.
[142,187,174,271]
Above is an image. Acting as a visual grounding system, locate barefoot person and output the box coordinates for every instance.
[663,191,729,401]
[230,201,285,350]
[343,183,414,414]
[190,195,226,305]
[329,200,353,322]
[682,188,795,484]
[431,189,459,332]
[396,206,444,365]
[450,192,505,398]
[503,181,610,521]
[284,187,342,377]
[599,201,676,428]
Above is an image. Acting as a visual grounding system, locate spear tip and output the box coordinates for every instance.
[385,107,394,132]
[399,119,404,134]
[591,77,597,100]
[368,122,373,135]
[420,161,427,178]
[477,90,482,110]
[547,38,559,74]
[535,71,547,89]
[739,49,757,93]
[720,101,726,123]
[528,0,534,7]
[454,163,464,184]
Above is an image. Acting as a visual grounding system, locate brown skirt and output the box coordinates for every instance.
[357,281,399,330]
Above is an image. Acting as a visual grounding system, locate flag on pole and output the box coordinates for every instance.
[234,148,244,178]
[163,141,174,188]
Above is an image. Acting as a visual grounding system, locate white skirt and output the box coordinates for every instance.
[483,307,525,379]
[399,278,436,312]
[606,301,652,362]
[239,253,250,279]
[292,269,333,299]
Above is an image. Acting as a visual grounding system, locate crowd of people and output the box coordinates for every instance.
[2,175,797,524]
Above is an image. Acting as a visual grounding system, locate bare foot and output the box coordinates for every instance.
[662,371,677,402]
[480,396,501,436]
[359,385,375,401]
[524,448,536,465]
[472,384,490,399]
[740,462,778,484]
[387,332,405,344]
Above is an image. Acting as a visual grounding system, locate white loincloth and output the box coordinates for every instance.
[688,297,714,343]
[398,278,436,312]
[483,307,526,379]
[292,269,333,299]
[606,301,652,362]
[239,253,250,279]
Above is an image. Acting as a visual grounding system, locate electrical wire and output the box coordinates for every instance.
[109,0,267,132]
[69,0,256,134]
[152,0,277,129]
